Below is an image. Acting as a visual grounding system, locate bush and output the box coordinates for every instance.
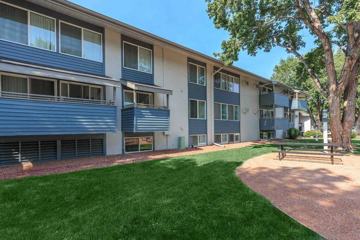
[351,131,357,139]
[287,128,300,139]
[304,130,322,138]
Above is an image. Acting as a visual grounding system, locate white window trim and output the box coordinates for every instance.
[215,102,240,121]
[188,62,206,86]
[122,41,153,74]
[190,134,207,147]
[124,136,154,154]
[0,72,57,97]
[59,80,103,100]
[0,0,57,52]
[189,99,207,120]
[214,72,240,93]
[59,20,103,62]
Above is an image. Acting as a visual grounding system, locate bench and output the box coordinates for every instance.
[274,142,345,165]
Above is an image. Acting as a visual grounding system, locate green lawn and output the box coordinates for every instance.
[0,145,320,240]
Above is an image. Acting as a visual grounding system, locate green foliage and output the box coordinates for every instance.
[351,131,357,139]
[304,130,322,138]
[0,146,319,239]
[287,128,300,139]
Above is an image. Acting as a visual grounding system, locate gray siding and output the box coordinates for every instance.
[214,120,240,134]
[214,89,240,105]
[0,98,117,137]
[0,0,105,76]
[188,83,206,100]
[260,93,290,108]
[122,107,170,132]
[189,119,207,135]
[121,35,154,85]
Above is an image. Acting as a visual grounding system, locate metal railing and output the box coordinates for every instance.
[123,103,169,110]
[0,91,114,105]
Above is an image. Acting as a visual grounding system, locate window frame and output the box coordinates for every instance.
[59,80,103,100]
[214,72,240,93]
[122,41,153,74]
[0,72,57,97]
[215,102,240,121]
[188,62,206,86]
[189,99,207,120]
[124,136,154,154]
[0,0,57,52]
[190,134,207,147]
[123,89,154,108]
[59,20,103,62]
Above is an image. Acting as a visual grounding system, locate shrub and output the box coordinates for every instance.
[351,131,357,139]
[304,130,322,138]
[287,128,300,139]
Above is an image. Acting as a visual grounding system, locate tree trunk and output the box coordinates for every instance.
[328,90,343,147]
[341,60,360,150]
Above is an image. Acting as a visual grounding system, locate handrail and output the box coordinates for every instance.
[123,103,169,110]
[0,91,114,105]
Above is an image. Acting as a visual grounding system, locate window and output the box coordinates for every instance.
[229,133,241,143]
[83,29,102,62]
[189,99,206,119]
[0,3,57,52]
[1,75,27,93]
[60,22,102,61]
[260,109,274,119]
[125,136,153,153]
[221,104,228,120]
[0,2,28,45]
[29,12,56,51]
[188,62,206,85]
[60,82,102,100]
[123,42,152,73]
[234,106,240,120]
[214,103,221,120]
[214,72,240,93]
[123,90,153,107]
[190,135,207,147]
[221,134,229,144]
[30,78,55,96]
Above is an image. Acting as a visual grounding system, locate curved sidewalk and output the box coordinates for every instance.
[237,153,360,240]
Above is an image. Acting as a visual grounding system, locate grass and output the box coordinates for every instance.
[0,145,321,240]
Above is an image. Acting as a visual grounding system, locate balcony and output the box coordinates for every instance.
[0,92,117,137]
[260,118,291,131]
[291,99,308,111]
[260,93,290,108]
[122,104,170,133]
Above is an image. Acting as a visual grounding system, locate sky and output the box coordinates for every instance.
[69,0,313,79]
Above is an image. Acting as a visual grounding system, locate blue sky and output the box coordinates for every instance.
[69,0,312,79]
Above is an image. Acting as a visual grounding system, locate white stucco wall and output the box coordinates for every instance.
[240,79,260,141]
[153,45,189,150]
[104,28,122,155]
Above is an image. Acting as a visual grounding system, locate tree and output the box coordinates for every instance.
[271,50,358,129]
[207,0,360,150]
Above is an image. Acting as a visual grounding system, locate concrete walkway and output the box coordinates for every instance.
[237,153,360,240]
[0,141,262,180]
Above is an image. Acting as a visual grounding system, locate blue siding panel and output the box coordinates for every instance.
[189,119,207,135]
[260,118,290,131]
[188,83,206,100]
[214,120,240,133]
[122,107,170,132]
[0,40,104,75]
[260,119,274,130]
[291,99,308,110]
[214,89,240,105]
[0,98,117,136]
[274,94,290,108]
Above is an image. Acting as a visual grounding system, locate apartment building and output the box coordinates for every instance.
[0,0,307,164]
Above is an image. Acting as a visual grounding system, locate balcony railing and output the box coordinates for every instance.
[0,91,114,105]
[123,103,169,110]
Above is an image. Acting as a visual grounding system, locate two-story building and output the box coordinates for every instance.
[0,0,307,164]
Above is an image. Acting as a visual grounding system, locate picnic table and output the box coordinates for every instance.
[274,142,344,165]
